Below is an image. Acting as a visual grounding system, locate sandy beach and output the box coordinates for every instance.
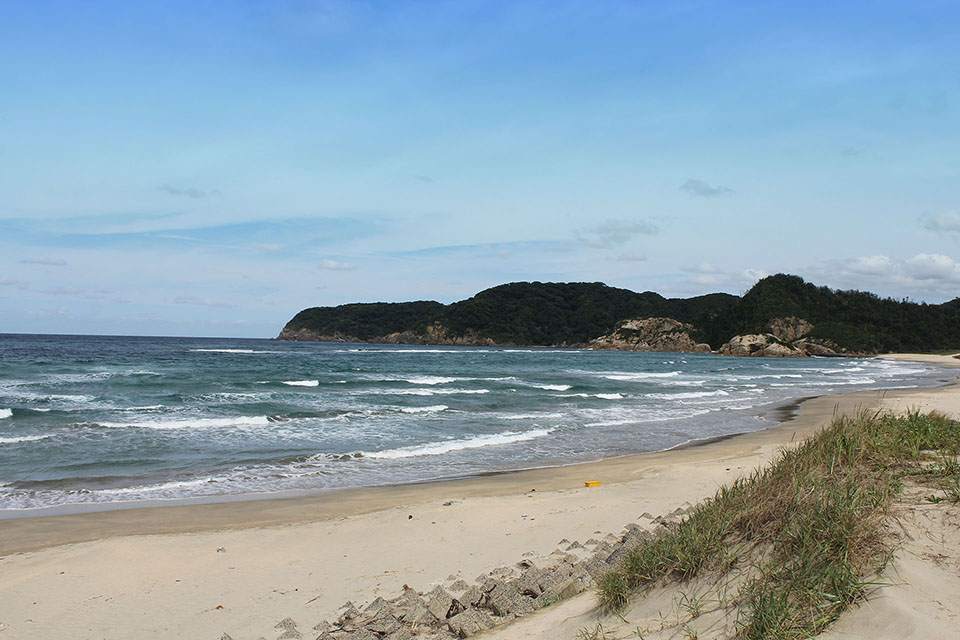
[1,354,959,640]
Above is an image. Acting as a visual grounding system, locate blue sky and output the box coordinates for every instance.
[2,1,959,337]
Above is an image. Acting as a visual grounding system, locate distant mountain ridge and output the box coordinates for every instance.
[277,274,960,355]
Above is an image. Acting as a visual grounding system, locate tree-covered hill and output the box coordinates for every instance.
[277,275,960,354]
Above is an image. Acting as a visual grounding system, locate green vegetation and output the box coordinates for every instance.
[284,300,444,341]
[280,274,960,353]
[597,410,960,639]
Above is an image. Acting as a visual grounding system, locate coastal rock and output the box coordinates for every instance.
[793,337,851,357]
[765,316,814,342]
[716,333,804,357]
[588,317,711,353]
[374,323,498,347]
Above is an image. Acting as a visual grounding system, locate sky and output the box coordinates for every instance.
[1,0,959,337]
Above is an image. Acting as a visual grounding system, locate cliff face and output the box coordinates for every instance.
[588,318,711,353]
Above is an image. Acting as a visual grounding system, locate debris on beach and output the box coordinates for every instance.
[287,519,662,639]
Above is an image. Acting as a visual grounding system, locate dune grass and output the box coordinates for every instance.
[598,410,960,639]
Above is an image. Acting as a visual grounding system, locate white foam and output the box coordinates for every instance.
[0,408,11,419]
[94,416,273,430]
[0,434,52,444]
[190,348,259,353]
[362,428,554,459]
[595,393,624,400]
[500,412,564,420]
[647,390,730,400]
[405,376,456,385]
[390,388,490,396]
[603,371,681,381]
[93,477,218,496]
[283,380,319,387]
[399,405,449,414]
[533,384,571,391]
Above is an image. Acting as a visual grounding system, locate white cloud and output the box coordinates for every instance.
[806,253,960,300]
[679,179,733,198]
[614,251,648,262]
[676,264,767,290]
[159,185,222,199]
[318,259,357,271]
[575,219,659,249]
[920,211,960,235]
[173,296,235,308]
[903,253,960,281]
[20,258,67,266]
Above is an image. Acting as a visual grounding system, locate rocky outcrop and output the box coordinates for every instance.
[718,328,857,357]
[276,326,332,342]
[588,318,711,353]
[373,323,498,347]
[765,317,814,342]
[717,334,805,357]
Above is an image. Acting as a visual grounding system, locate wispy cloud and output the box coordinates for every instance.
[920,211,960,236]
[575,219,658,249]
[318,258,357,271]
[393,240,565,258]
[173,296,235,308]
[158,185,222,199]
[679,263,764,289]
[613,251,648,262]
[679,179,734,198]
[839,146,865,157]
[20,257,67,266]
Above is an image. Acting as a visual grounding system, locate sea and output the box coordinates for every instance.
[0,334,951,513]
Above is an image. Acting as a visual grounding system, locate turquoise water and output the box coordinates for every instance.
[0,334,948,511]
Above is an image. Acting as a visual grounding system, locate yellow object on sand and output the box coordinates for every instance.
[584,481,602,487]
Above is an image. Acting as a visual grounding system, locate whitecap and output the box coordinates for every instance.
[533,384,571,391]
[190,348,258,354]
[282,380,319,387]
[405,376,456,385]
[92,415,274,430]
[0,433,52,444]
[603,371,681,381]
[646,390,730,400]
[399,405,449,414]
[595,393,624,400]
[390,388,490,396]
[0,408,11,419]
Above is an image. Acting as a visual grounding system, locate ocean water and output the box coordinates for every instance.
[0,334,950,512]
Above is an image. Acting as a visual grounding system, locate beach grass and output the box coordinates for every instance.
[598,409,960,639]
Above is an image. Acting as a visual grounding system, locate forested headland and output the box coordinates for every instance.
[277,275,960,355]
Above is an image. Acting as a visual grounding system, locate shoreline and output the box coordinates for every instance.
[1,354,958,640]
[2,367,956,557]
[0,355,948,526]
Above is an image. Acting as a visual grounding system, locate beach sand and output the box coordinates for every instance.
[1,354,958,640]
